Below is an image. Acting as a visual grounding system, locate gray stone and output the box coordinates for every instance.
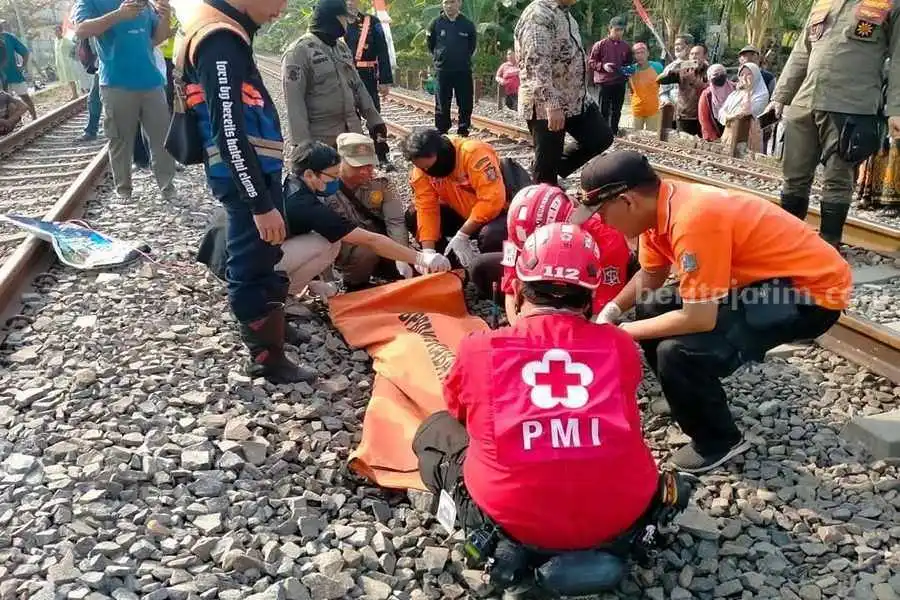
[360,576,392,600]
[874,583,900,600]
[194,513,223,535]
[301,574,346,600]
[675,505,720,541]
[224,417,252,441]
[842,410,900,459]
[3,453,36,474]
[279,578,310,600]
[853,264,900,284]
[181,449,212,470]
[800,584,822,600]
[672,588,693,600]
[48,551,81,584]
[129,539,156,560]
[111,590,140,600]
[313,549,344,577]
[714,579,743,597]
[222,549,265,572]
[419,546,449,573]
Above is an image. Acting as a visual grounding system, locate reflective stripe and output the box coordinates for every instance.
[248,136,284,151]
[355,15,372,63]
[356,60,377,68]
[206,142,283,165]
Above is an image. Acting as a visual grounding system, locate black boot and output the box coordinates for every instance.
[240,305,316,384]
[819,201,851,249]
[780,194,810,221]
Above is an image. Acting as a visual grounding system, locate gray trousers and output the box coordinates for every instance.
[100,86,176,198]
[781,106,855,205]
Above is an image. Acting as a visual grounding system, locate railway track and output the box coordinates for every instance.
[0,95,110,319]
[256,57,900,384]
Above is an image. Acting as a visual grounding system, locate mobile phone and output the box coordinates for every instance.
[758,109,779,130]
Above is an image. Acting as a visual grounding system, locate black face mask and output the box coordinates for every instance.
[423,137,456,178]
[311,4,347,46]
[711,74,727,87]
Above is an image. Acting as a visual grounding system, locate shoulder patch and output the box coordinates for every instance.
[286,66,300,81]
[680,252,698,273]
[484,165,499,182]
[473,156,491,170]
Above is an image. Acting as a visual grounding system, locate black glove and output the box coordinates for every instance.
[370,122,388,142]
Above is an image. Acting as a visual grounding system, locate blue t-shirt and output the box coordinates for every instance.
[0,33,28,84]
[72,0,163,90]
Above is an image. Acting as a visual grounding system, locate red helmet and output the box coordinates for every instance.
[515,223,602,290]
[506,184,574,250]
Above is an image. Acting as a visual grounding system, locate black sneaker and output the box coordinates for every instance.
[669,438,751,474]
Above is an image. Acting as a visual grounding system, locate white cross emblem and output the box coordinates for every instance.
[521,349,594,409]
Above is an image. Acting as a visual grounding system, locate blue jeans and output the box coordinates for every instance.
[215,173,285,323]
[84,73,101,136]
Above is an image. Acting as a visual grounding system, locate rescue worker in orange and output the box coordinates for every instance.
[575,151,852,474]
[400,127,507,268]
[412,222,690,597]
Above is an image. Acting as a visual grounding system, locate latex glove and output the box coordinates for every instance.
[593,302,623,325]
[444,231,476,268]
[395,261,414,279]
[415,250,451,273]
[603,62,615,73]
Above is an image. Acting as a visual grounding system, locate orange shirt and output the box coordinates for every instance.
[628,62,663,118]
[410,137,507,243]
[638,181,852,311]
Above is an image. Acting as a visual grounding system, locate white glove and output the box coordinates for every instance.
[415,250,452,274]
[445,231,477,268]
[593,302,623,325]
[395,261,414,279]
[603,62,615,73]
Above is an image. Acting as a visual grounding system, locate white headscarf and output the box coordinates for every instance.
[717,63,770,125]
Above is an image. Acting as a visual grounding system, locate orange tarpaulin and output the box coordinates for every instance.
[329,272,488,490]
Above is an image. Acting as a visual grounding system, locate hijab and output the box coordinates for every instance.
[718,63,770,124]
[707,64,734,119]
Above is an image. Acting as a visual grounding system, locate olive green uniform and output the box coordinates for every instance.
[282,33,385,158]
[774,0,900,244]
[324,176,409,286]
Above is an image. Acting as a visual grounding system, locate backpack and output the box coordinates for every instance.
[76,38,98,74]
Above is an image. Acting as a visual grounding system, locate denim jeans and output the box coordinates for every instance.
[214,173,286,323]
[84,73,101,137]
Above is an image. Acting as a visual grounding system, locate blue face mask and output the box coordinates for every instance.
[317,178,341,197]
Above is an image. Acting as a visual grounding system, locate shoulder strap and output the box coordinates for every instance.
[355,15,372,63]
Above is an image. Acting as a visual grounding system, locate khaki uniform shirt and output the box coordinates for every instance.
[774,0,900,115]
[324,176,408,245]
[282,33,385,155]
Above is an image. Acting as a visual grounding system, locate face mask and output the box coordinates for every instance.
[711,74,727,87]
[317,178,341,197]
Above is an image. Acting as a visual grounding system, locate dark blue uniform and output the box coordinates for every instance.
[426,12,477,135]
[344,11,392,112]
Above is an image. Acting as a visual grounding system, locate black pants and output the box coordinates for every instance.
[637,284,841,454]
[413,411,486,531]
[405,204,507,254]
[358,68,381,112]
[599,82,627,135]
[165,57,175,113]
[469,252,504,299]
[676,119,701,137]
[504,93,518,110]
[527,103,614,186]
[435,69,473,134]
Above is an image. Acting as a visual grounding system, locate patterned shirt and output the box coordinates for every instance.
[514,0,591,119]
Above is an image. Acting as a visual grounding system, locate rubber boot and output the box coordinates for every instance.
[780,194,810,221]
[375,140,395,172]
[240,305,316,384]
[285,322,311,346]
[819,201,851,249]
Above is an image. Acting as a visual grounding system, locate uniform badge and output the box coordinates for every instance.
[680,252,698,273]
[807,21,825,41]
[484,166,498,182]
[854,20,876,37]
[602,266,621,286]
[370,190,383,207]
[287,66,300,81]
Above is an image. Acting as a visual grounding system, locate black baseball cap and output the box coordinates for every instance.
[571,151,658,224]
[316,0,349,17]
[609,16,626,28]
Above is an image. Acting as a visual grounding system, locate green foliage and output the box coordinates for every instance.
[255,0,814,71]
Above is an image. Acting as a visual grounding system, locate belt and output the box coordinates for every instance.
[356,61,377,68]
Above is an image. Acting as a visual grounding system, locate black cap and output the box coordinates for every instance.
[571,151,658,224]
[609,16,626,28]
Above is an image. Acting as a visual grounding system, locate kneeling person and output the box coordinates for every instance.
[0,90,27,135]
[401,127,508,268]
[327,133,412,291]
[281,141,450,293]
[414,223,682,594]
[577,151,852,473]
